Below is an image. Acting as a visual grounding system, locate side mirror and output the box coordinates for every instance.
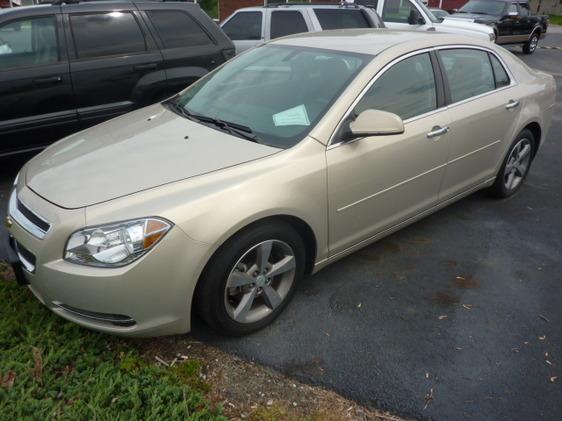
[408,9,425,25]
[345,109,404,140]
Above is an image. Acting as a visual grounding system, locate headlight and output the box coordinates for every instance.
[65,218,172,267]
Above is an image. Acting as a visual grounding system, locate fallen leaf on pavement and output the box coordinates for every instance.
[423,388,434,410]
[438,315,448,320]
[31,347,43,383]
[550,376,557,383]
[462,304,473,310]
[0,370,16,389]
[539,335,546,341]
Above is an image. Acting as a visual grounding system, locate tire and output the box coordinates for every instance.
[523,32,539,54]
[196,221,305,336]
[488,129,535,198]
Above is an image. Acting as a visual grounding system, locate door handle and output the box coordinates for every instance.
[505,99,520,109]
[33,76,62,86]
[426,125,449,139]
[134,63,158,71]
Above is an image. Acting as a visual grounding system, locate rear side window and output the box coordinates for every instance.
[314,9,371,29]
[439,49,495,103]
[355,53,437,120]
[70,12,146,59]
[0,16,58,70]
[489,53,510,88]
[270,11,308,39]
[222,12,262,40]
[147,10,213,48]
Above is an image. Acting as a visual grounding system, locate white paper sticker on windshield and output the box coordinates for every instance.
[272,105,310,127]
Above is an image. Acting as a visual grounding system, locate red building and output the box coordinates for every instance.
[427,0,468,11]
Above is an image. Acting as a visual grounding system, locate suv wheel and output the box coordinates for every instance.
[523,32,539,54]
[196,221,305,336]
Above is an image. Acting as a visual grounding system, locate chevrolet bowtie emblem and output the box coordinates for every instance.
[4,216,13,229]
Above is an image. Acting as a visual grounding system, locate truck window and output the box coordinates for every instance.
[518,3,530,16]
[270,11,308,39]
[148,10,213,48]
[222,12,262,41]
[0,16,58,69]
[314,9,371,29]
[382,0,418,24]
[70,12,146,59]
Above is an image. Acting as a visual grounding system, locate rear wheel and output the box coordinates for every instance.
[523,32,539,54]
[489,129,535,198]
[196,221,305,336]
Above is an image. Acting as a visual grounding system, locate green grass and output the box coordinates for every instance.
[549,15,562,26]
[0,263,225,421]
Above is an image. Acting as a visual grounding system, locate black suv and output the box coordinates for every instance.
[0,0,234,157]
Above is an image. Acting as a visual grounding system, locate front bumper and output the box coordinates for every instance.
[5,186,211,337]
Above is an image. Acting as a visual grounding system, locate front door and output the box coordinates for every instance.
[0,12,76,155]
[380,0,433,32]
[327,52,450,254]
[63,3,165,127]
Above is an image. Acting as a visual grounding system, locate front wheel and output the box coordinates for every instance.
[523,32,539,54]
[488,129,535,198]
[196,221,305,336]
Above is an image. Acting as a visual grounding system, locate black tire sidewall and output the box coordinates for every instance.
[490,129,535,198]
[196,221,306,336]
[523,33,539,54]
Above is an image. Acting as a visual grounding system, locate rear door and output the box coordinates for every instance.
[63,2,165,127]
[221,10,264,54]
[268,10,312,40]
[437,47,520,200]
[141,5,226,96]
[0,9,76,155]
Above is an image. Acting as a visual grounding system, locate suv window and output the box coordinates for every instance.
[439,49,495,103]
[314,9,371,29]
[70,12,146,59]
[148,10,213,48]
[270,11,308,39]
[355,53,436,120]
[0,16,58,70]
[222,11,262,41]
[507,3,518,14]
[382,0,418,23]
[489,53,510,88]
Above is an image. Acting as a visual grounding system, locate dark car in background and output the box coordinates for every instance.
[448,0,548,54]
[0,1,234,157]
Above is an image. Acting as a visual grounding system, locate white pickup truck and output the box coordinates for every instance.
[221,1,495,54]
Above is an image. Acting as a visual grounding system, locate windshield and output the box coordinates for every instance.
[173,45,370,149]
[459,0,506,15]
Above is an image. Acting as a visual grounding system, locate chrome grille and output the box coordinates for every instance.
[8,190,51,239]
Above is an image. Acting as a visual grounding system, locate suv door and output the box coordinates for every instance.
[63,2,165,127]
[380,0,433,31]
[437,47,519,199]
[221,11,264,54]
[0,10,76,156]
[327,52,449,254]
[141,5,228,97]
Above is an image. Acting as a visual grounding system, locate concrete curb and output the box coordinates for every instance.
[540,45,562,50]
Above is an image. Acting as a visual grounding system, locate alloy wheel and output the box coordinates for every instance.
[503,138,532,191]
[224,240,296,324]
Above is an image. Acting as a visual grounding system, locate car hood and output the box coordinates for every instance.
[437,17,493,35]
[25,104,281,209]
[445,13,497,23]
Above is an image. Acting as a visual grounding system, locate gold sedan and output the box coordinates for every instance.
[5,30,556,336]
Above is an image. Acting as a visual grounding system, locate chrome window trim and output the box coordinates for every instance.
[8,190,51,240]
[327,45,517,150]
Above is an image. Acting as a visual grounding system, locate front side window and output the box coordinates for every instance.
[70,12,146,59]
[174,45,369,148]
[439,49,495,103]
[459,0,507,15]
[0,16,58,70]
[314,9,371,29]
[148,10,213,48]
[382,0,418,24]
[270,11,308,39]
[507,3,519,14]
[518,3,530,15]
[221,12,262,41]
[489,53,510,88]
[355,53,437,120]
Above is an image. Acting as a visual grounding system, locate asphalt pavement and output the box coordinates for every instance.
[1,34,561,420]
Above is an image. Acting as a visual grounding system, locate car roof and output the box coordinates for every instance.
[270,29,492,56]
[233,4,374,12]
